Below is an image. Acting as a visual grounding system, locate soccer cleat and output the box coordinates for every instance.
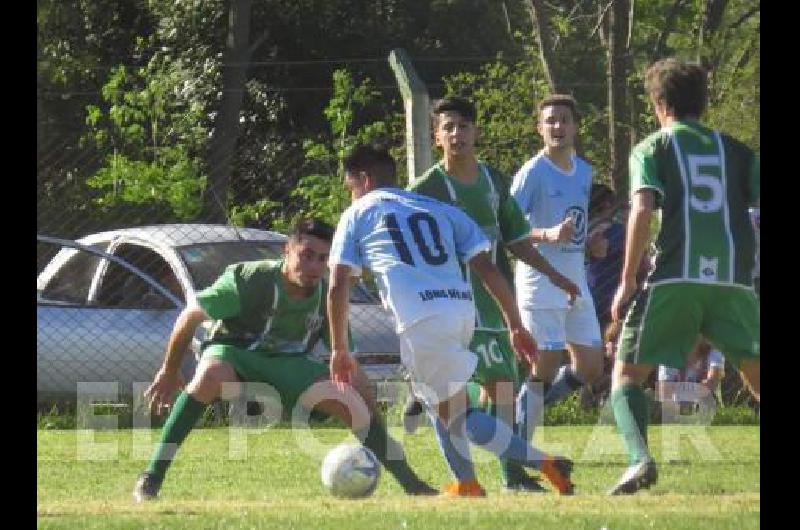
[402,395,425,434]
[133,472,162,503]
[607,459,658,495]
[539,456,575,495]
[503,473,547,493]
[442,479,487,497]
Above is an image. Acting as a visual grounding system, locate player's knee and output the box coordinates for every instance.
[534,350,562,382]
[189,362,237,401]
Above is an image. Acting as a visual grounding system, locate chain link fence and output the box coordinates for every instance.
[37,141,757,413]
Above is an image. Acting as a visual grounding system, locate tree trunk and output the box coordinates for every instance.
[698,0,729,60]
[652,0,687,60]
[202,0,253,223]
[523,0,563,93]
[606,0,631,197]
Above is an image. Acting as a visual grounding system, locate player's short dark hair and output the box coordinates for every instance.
[538,94,579,122]
[343,144,397,187]
[644,57,708,119]
[431,96,477,127]
[290,217,334,244]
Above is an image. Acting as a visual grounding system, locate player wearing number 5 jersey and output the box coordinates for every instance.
[607,58,760,495]
[328,145,575,496]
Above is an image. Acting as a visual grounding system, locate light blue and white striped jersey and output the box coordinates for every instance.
[329,187,491,333]
[511,151,593,309]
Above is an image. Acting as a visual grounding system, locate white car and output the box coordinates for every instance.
[37,224,403,401]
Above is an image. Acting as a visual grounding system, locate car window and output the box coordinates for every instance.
[179,242,284,291]
[95,244,182,309]
[40,245,106,303]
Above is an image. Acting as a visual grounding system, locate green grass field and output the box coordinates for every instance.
[38,425,759,529]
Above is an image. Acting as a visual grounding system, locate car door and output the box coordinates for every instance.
[37,237,186,400]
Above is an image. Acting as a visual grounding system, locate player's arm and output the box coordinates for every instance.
[529,218,576,244]
[469,252,537,368]
[327,263,358,388]
[499,180,580,300]
[144,303,208,411]
[611,189,655,320]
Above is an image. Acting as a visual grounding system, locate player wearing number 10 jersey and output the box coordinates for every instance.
[607,57,760,495]
[328,145,575,496]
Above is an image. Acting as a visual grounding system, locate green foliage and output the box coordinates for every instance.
[442,48,611,181]
[84,57,211,218]
[289,69,399,226]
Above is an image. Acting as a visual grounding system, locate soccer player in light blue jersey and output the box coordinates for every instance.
[327,144,575,496]
[511,95,605,443]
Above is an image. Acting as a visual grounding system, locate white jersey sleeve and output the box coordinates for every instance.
[329,205,364,277]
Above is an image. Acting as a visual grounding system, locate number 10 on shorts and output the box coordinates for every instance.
[476,338,503,366]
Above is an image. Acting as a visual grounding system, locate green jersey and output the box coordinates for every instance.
[197,259,328,356]
[630,121,759,287]
[409,161,530,331]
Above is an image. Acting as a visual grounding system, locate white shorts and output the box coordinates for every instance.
[519,297,602,351]
[399,314,477,407]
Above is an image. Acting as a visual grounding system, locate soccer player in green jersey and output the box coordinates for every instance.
[406,96,579,493]
[133,218,436,502]
[607,58,760,495]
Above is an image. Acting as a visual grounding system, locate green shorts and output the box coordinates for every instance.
[202,344,329,416]
[469,330,520,386]
[618,282,760,369]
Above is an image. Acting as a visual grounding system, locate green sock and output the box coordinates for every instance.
[146,391,206,480]
[465,381,483,409]
[362,416,423,490]
[610,384,651,465]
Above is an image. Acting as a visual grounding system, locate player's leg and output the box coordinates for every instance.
[545,297,604,406]
[286,358,438,496]
[435,386,575,495]
[469,330,543,491]
[400,315,486,495]
[608,284,702,495]
[135,348,241,502]
[515,308,567,442]
[701,286,760,403]
[607,360,656,495]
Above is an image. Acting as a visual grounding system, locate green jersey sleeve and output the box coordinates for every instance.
[629,141,665,207]
[499,192,531,245]
[196,265,241,320]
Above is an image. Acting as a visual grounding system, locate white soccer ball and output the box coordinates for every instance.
[321,443,381,498]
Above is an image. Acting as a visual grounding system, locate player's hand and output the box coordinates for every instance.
[548,272,580,306]
[509,326,538,369]
[329,349,356,391]
[611,278,638,321]
[548,217,576,243]
[144,367,186,415]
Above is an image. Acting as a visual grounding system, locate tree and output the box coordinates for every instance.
[603,0,633,195]
[523,0,565,93]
